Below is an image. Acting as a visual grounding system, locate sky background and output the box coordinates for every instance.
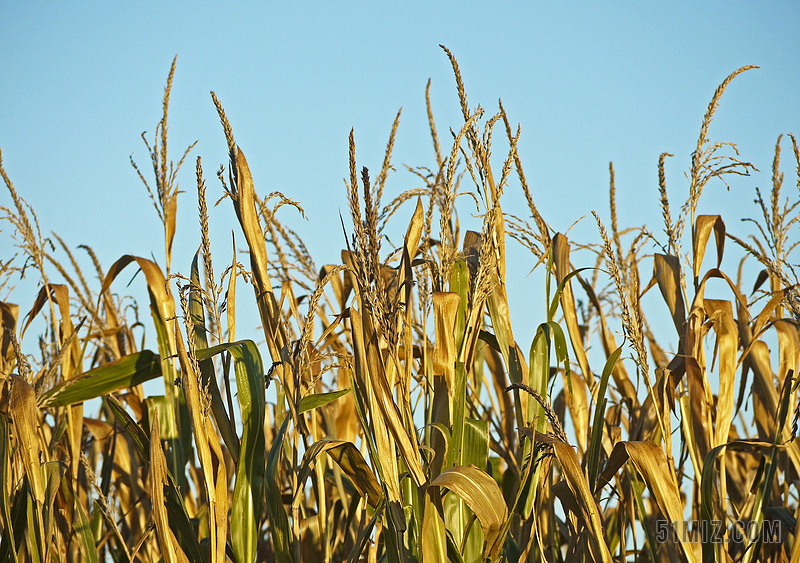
[1,2,799,360]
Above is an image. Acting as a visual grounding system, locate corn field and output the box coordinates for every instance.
[1,47,799,562]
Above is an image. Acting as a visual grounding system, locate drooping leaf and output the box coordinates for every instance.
[599,441,698,563]
[692,215,725,284]
[296,438,382,508]
[550,440,612,563]
[430,464,509,560]
[40,350,161,408]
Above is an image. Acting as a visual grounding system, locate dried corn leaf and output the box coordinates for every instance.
[550,441,612,563]
[102,255,176,354]
[553,234,592,386]
[692,215,725,284]
[704,300,737,448]
[10,375,45,505]
[297,438,382,508]
[653,253,687,336]
[599,441,698,563]
[0,301,18,369]
[149,409,184,563]
[231,148,287,363]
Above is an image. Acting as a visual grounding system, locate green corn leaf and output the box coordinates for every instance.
[0,414,17,563]
[74,496,100,563]
[445,362,468,469]
[547,267,591,323]
[450,259,469,353]
[266,415,293,563]
[460,419,489,563]
[104,394,150,459]
[39,350,161,408]
[297,388,350,415]
[588,344,622,491]
[189,252,240,463]
[196,340,266,563]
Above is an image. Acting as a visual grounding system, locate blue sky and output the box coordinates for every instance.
[2,2,799,354]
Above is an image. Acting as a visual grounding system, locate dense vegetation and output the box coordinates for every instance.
[1,48,798,562]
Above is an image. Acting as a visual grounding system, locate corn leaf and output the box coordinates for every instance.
[297,388,350,415]
[430,464,509,560]
[266,415,293,563]
[550,440,612,563]
[39,350,161,408]
[0,413,17,563]
[10,376,45,505]
[189,251,240,462]
[296,438,382,508]
[195,339,266,563]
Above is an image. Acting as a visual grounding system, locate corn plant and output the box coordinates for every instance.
[0,47,798,563]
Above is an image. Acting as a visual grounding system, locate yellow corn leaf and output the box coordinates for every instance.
[22,284,85,478]
[775,319,800,386]
[174,328,228,563]
[350,307,425,487]
[550,441,612,563]
[685,293,712,469]
[704,300,737,448]
[751,287,789,337]
[430,464,508,560]
[421,489,448,562]
[232,148,271,293]
[227,238,237,343]
[553,234,592,387]
[10,375,45,505]
[349,306,401,500]
[600,441,698,563]
[164,192,178,273]
[149,409,186,563]
[206,414,229,562]
[404,197,425,260]
[433,292,460,394]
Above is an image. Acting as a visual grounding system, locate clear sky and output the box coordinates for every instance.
[2,2,799,355]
